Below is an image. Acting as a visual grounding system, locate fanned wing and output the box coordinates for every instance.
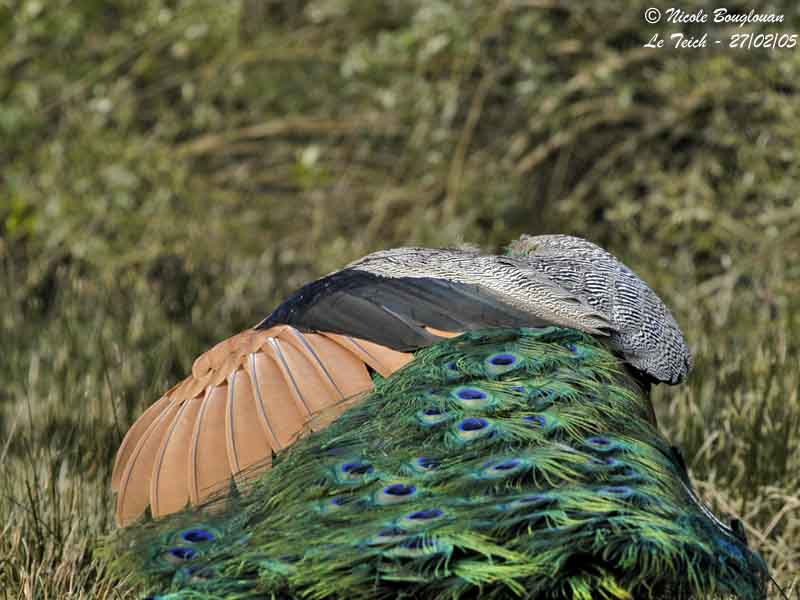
[112,326,412,525]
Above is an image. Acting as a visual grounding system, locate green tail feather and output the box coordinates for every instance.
[102,327,768,599]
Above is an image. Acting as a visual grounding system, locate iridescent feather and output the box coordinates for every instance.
[103,328,768,600]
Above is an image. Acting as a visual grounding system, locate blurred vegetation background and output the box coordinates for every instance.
[1,0,798,597]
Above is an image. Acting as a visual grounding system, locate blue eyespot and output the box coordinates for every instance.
[163,547,198,565]
[489,354,517,366]
[585,436,622,452]
[416,457,439,470]
[333,460,377,485]
[179,529,215,544]
[385,484,415,496]
[417,407,452,427]
[494,459,521,471]
[457,388,487,400]
[478,457,529,480]
[451,417,496,444]
[460,418,488,431]
[452,386,494,409]
[408,508,443,520]
[485,352,524,374]
[522,415,546,428]
[374,483,419,506]
[342,462,373,475]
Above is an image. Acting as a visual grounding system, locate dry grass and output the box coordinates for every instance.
[2,0,799,597]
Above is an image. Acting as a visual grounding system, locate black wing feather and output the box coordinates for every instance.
[257,269,549,352]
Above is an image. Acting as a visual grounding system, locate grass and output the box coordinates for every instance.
[1,0,799,597]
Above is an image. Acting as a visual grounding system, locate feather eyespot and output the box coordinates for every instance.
[585,436,622,453]
[179,529,215,544]
[477,457,529,480]
[460,418,488,431]
[452,386,493,409]
[317,495,355,514]
[491,354,515,365]
[169,547,197,560]
[457,388,487,400]
[374,484,419,506]
[495,460,520,470]
[522,415,547,428]
[367,527,409,546]
[404,456,441,476]
[416,407,451,427]
[443,361,462,380]
[384,484,415,496]
[333,461,377,485]
[408,508,443,520]
[485,352,524,375]
[162,547,198,565]
[451,417,496,444]
[342,462,373,475]
[416,457,439,470]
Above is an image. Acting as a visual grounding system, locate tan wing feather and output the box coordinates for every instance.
[269,332,343,415]
[188,384,233,505]
[295,332,378,398]
[224,368,273,479]
[265,337,314,418]
[149,396,202,518]
[115,399,183,526]
[111,388,175,492]
[247,349,307,449]
[192,332,244,378]
[322,333,413,378]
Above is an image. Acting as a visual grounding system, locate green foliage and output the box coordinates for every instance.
[106,329,768,599]
[1,0,798,597]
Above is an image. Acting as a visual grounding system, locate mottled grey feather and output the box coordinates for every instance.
[347,247,614,335]
[507,234,692,383]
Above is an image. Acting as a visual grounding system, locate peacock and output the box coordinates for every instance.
[104,234,771,599]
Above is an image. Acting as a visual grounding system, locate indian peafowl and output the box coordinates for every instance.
[105,234,770,599]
